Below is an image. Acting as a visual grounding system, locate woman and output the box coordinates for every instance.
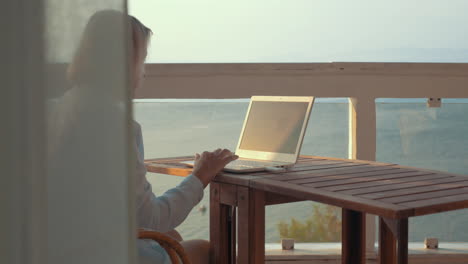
[64,10,238,264]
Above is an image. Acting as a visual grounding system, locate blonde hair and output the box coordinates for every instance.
[67,10,152,86]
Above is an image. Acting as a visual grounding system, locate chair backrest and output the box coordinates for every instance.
[138,230,191,264]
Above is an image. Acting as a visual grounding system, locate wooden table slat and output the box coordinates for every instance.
[340,176,468,196]
[300,155,396,167]
[302,171,431,188]
[145,156,194,163]
[359,180,468,200]
[379,187,468,204]
[398,193,468,216]
[276,162,366,173]
[250,178,412,219]
[267,164,378,181]
[324,174,452,192]
[145,163,193,177]
[388,163,468,178]
[286,166,403,184]
[277,160,350,170]
[413,199,468,216]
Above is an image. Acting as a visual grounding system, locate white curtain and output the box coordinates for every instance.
[1,0,135,263]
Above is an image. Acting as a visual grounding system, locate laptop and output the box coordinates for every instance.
[182,96,315,173]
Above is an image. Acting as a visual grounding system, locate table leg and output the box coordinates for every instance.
[229,207,236,264]
[210,183,231,264]
[237,187,265,264]
[342,209,366,264]
[398,220,408,264]
[379,217,408,264]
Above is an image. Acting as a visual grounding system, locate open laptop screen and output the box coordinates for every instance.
[238,101,309,154]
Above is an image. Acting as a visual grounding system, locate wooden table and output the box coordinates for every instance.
[145,155,468,264]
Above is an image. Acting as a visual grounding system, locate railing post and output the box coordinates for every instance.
[348,97,377,255]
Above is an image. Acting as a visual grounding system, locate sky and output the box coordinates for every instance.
[129,0,468,63]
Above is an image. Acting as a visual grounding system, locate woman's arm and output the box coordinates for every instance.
[136,171,204,232]
[133,121,237,232]
[133,121,204,232]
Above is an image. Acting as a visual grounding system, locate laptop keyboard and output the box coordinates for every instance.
[226,159,286,168]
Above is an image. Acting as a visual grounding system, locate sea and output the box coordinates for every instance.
[133,98,468,243]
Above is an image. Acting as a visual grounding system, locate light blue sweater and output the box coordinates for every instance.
[134,121,204,263]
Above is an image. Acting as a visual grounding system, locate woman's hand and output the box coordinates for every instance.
[192,148,238,188]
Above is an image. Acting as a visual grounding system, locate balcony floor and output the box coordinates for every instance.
[265,242,468,264]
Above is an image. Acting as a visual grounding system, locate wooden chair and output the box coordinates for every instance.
[138,229,191,264]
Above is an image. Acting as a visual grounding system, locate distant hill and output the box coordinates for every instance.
[257,47,468,63]
[325,47,468,63]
